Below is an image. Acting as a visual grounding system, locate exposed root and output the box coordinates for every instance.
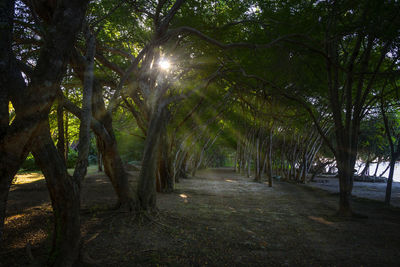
[142,210,174,230]
[112,208,175,230]
[114,200,137,212]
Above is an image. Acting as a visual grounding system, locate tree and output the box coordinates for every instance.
[271,0,400,216]
[380,83,400,205]
[0,0,89,265]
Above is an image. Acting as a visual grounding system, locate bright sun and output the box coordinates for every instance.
[159,58,171,70]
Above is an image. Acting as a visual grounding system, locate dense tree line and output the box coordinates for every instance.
[0,0,399,265]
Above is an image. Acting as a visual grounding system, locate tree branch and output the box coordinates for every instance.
[167,26,302,50]
[282,93,336,156]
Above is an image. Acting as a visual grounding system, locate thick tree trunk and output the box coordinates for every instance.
[137,108,166,210]
[336,156,354,216]
[72,30,95,183]
[63,90,135,209]
[0,177,11,243]
[158,131,173,192]
[32,122,80,267]
[158,157,173,192]
[70,51,134,209]
[100,140,135,209]
[93,110,134,209]
[0,154,25,242]
[0,0,87,247]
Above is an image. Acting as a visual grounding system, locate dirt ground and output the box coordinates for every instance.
[308,176,400,207]
[2,168,400,266]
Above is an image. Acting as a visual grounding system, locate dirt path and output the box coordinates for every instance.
[2,168,400,266]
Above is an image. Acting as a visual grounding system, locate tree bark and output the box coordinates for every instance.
[360,156,371,179]
[96,137,103,172]
[254,133,261,182]
[158,130,174,192]
[137,108,166,210]
[379,164,390,177]
[0,0,88,243]
[72,30,95,182]
[32,121,80,267]
[384,158,396,205]
[69,49,135,209]
[234,142,238,172]
[373,159,380,177]
[336,154,354,217]
[267,128,273,187]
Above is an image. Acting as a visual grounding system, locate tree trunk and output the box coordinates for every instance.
[63,91,135,209]
[360,156,371,179]
[32,121,80,266]
[336,155,354,216]
[96,137,103,172]
[72,30,95,182]
[385,158,396,205]
[239,141,244,173]
[301,155,307,183]
[0,154,26,242]
[0,0,88,247]
[100,140,135,209]
[158,156,173,192]
[234,142,239,172]
[373,159,380,177]
[0,3,88,244]
[137,108,166,210]
[267,129,273,187]
[379,164,390,177]
[254,134,260,181]
[158,130,174,192]
[191,154,199,177]
[70,50,135,209]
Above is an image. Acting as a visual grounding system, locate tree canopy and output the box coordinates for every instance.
[1,0,399,265]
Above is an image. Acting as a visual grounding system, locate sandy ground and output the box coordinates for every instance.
[2,168,400,266]
[308,176,400,207]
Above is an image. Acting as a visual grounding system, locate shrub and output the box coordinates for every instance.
[66,149,78,168]
[20,153,40,171]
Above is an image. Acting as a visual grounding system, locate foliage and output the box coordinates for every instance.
[20,153,39,172]
[11,0,400,200]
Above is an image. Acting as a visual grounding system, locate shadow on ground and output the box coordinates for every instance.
[2,168,400,266]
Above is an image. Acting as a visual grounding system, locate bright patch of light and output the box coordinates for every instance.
[159,58,171,70]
